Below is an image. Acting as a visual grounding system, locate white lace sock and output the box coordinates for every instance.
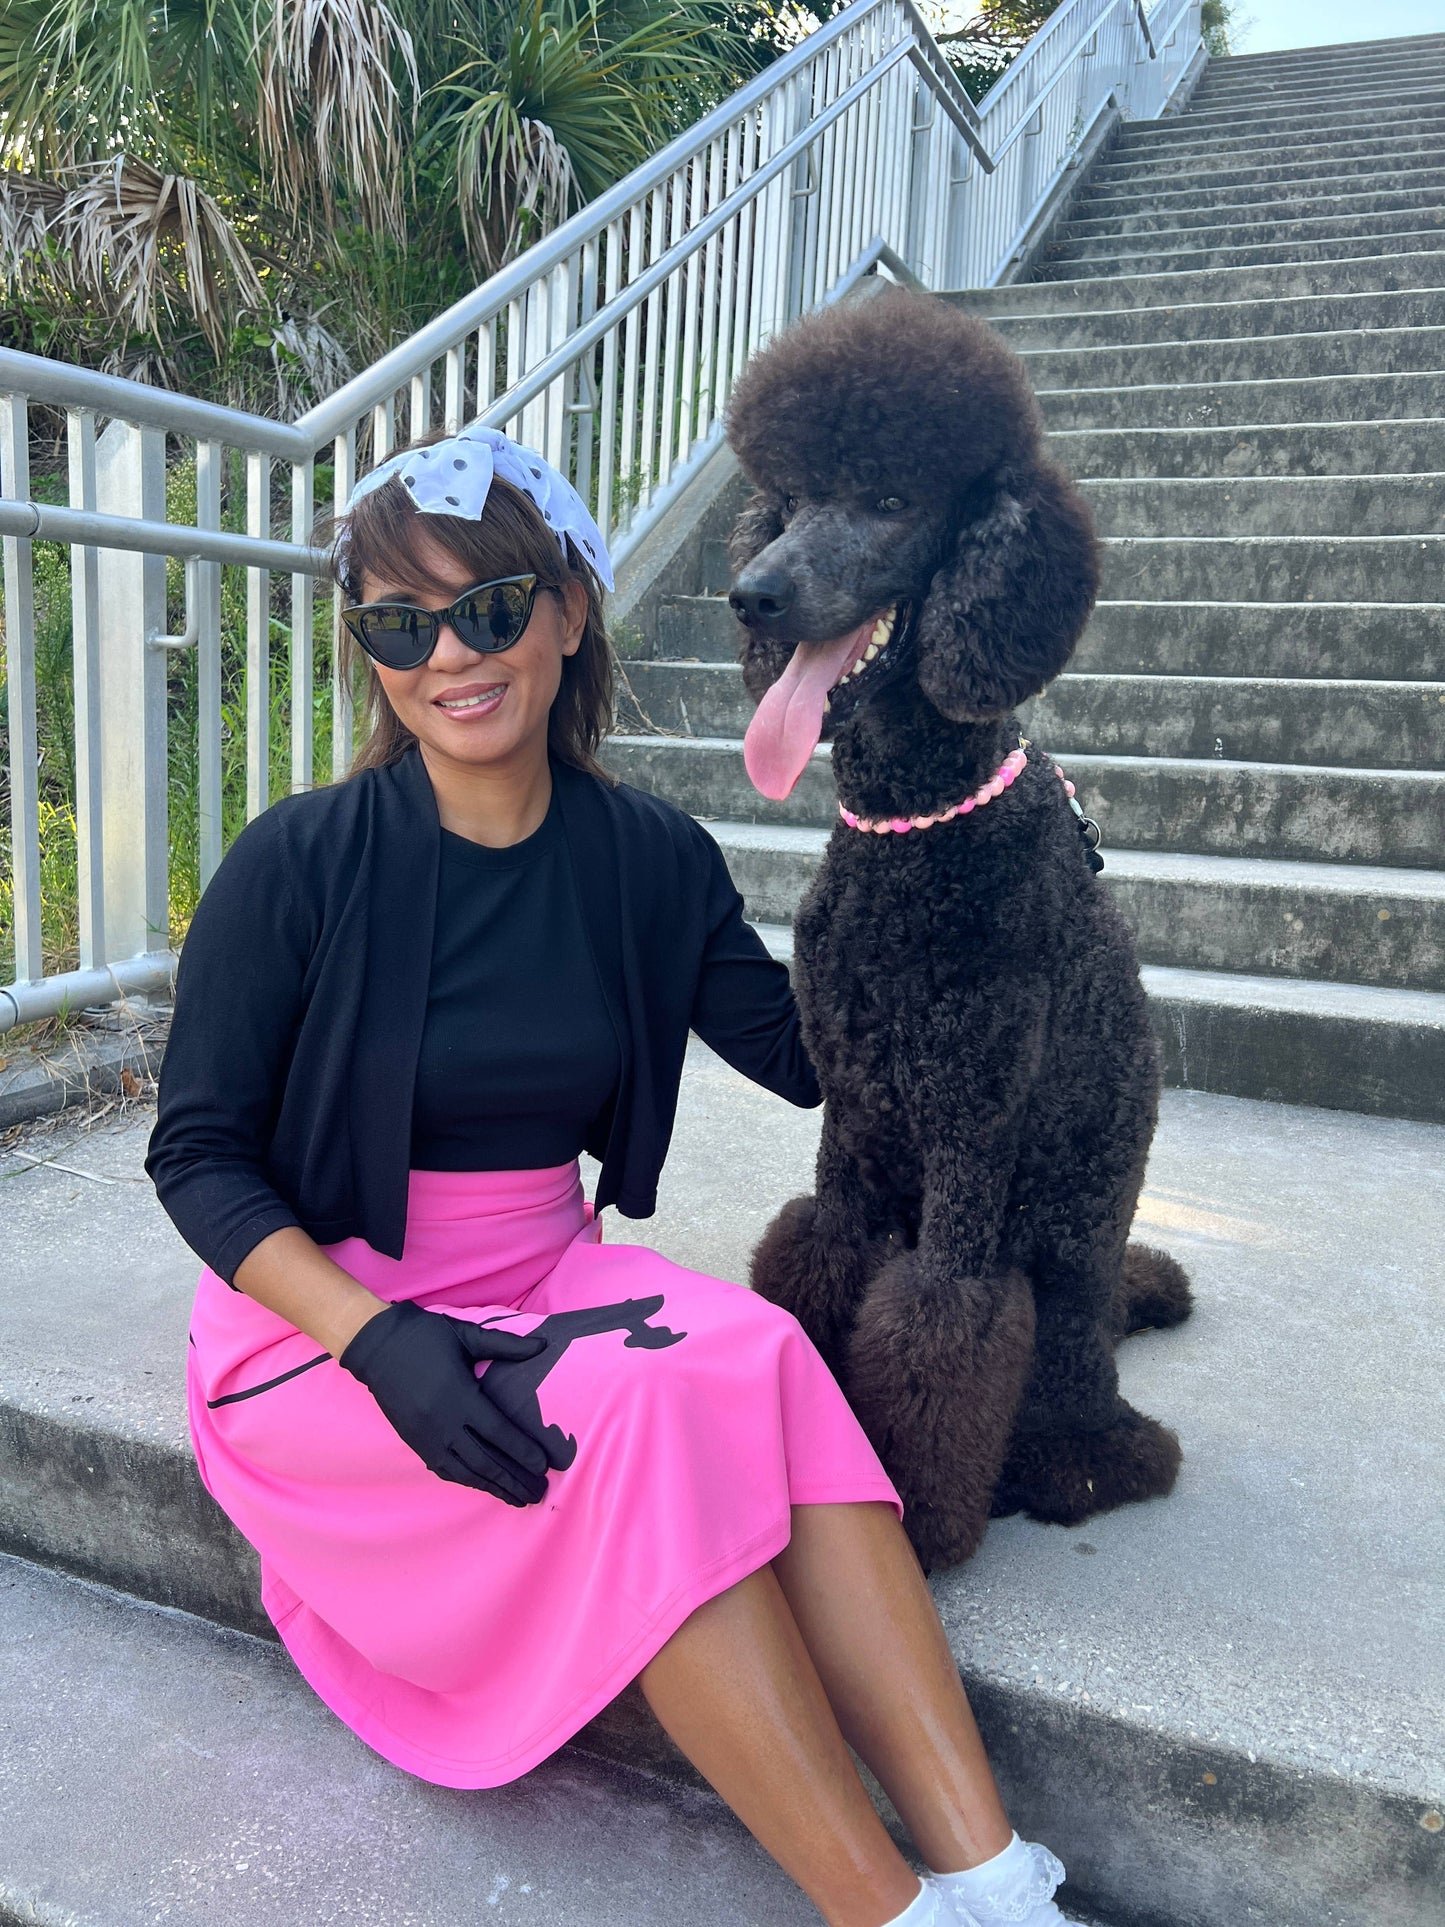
[930,1832,1079,1925]
[881,1876,955,1927]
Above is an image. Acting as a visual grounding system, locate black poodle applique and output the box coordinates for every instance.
[478,1295,687,1471]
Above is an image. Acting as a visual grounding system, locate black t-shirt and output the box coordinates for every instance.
[409,791,621,1170]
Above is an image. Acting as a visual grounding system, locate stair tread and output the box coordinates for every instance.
[987,289,1445,330]
[964,248,1445,308]
[711,823,1445,898]
[641,660,1445,693]
[611,733,1445,778]
[757,914,1445,1020]
[0,1552,817,1927]
[1139,961,1445,1019]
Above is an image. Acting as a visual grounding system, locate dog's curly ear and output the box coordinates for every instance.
[915,455,1099,721]
[728,491,785,574]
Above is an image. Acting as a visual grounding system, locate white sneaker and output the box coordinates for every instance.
[932,1833,1081,1926]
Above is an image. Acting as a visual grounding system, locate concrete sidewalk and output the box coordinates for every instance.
[2,1045,1442,1925]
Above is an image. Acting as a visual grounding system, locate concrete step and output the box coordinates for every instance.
[961,249,1445,317]
[656,591,1445,683]
[0,1555,823,1927]
[1037,227,1445,280]
[1022,324,1445,393]
[695,530,1445,607]
[1092,126,1445,189]
[1090,144,1445,200]
[1095,532,1445,605]
[655,592,738,660]
[604,735,1445,867]
[772,904,1445,1120]
[1077,599,1445,681]
[1157,78,1445,137]
[1024,672,1444,770]
[1114,92,1445,154]
[1032,234,1445,281]
[1075,163,1445,224]
[986,288,1445,354]
[756,923,1445,1124]
[1081,474,1445,537]
[1037,369,1445,431]
[1188,32,1445,86]
[1049,421,1445,482]
[1,1073,1442,1927]
[717,825,1445,992]
[1188,66,1445,115]
[1049,212,1445,275]
[619,662,1445,773]
[1062,183,1445,243]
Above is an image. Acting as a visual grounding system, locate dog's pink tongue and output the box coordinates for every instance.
[743,625,870,800]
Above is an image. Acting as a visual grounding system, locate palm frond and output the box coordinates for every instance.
[0,167,64,272]
[268,303,354,414]
[255,0,418,238]
[60,155,266,354]
[433,0,730,271]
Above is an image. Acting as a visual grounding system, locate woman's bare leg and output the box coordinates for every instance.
[638,1563,924,1927]
[773,1501,1014,1875]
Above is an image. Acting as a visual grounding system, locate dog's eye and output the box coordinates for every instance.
[782,494,799,517]
[877,495,906,513]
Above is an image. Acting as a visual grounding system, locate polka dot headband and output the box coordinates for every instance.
[339,426,615,591]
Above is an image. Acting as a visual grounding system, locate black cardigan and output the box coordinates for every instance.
[146,748,819,1285]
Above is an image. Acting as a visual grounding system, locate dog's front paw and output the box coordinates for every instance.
[994,1401,1181,1527]
[844,1254,1036,1572]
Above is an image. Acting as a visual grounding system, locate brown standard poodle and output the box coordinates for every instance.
[725,285,1192,1571]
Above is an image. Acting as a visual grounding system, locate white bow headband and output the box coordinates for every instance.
[339,426,615,591]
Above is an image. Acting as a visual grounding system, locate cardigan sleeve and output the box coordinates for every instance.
[145,807,318,1285]
[686,825,821,1109]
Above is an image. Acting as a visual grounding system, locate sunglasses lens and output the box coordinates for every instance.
[351,605,437,669]
[452,580,534,653]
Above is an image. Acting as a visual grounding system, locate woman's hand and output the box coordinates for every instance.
[339,1301,562,1505]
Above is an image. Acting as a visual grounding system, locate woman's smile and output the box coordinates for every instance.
[434,678,509,720]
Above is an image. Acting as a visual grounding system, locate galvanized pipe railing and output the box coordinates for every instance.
[0,0,1203,1028]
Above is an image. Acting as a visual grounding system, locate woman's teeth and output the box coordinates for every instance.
[837,608,896,687]
[438,688,503,711]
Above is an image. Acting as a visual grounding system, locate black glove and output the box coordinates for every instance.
[339,1300,564,1506]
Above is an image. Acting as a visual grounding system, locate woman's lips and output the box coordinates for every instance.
[434,683,507,721]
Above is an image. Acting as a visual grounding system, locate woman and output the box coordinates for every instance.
[146,426,1082,1927]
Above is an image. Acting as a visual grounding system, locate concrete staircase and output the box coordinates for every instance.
[610,30,1445,1125]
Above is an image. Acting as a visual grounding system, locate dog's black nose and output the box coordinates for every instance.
[729,570,795,627]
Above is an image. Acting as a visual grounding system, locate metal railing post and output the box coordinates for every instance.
[66,408,104,967]
[95,419,170,961]
[0,393,42,984]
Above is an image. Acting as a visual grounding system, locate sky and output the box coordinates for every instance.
[1231,0,1443,54]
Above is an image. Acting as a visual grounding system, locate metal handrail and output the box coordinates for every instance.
[1,0,1204,1025]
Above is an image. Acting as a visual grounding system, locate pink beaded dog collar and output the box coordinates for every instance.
[839,745,1029,834]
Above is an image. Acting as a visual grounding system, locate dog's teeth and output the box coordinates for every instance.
[864,642,880,662]
[871,617,891,645]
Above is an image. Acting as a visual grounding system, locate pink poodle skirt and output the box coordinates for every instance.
[186,1162,902,1788]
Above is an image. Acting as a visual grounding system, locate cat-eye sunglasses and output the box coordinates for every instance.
[340,573,548,671]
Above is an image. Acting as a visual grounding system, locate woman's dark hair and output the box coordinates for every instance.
[329,451,616,783]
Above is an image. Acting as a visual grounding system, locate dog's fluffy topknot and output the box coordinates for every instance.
[724,285,1043,505]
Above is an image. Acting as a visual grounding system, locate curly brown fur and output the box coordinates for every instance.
[846,1258,1036,1570]
[727,286,1192,1568]
[992,1406,1183,1528]
[1114,1242,1195,1340]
